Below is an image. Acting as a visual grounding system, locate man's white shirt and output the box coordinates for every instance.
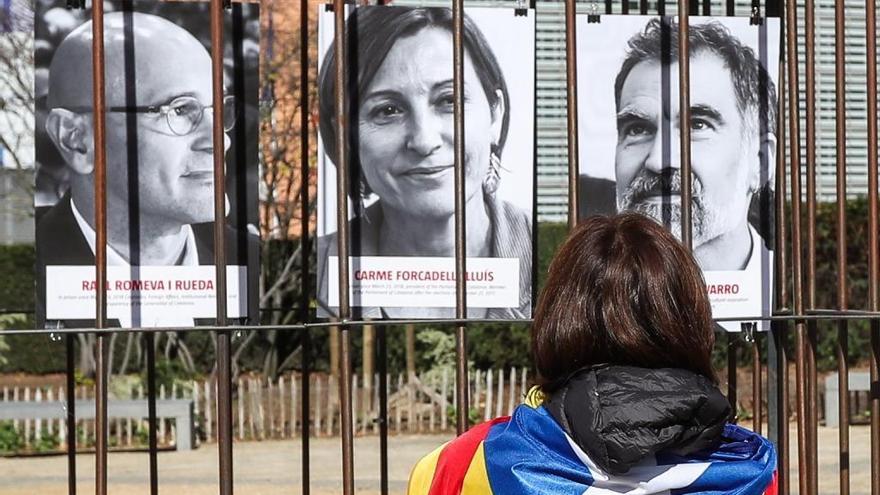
[70,198,200,327]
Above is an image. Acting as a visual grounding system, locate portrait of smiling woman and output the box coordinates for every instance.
[316,6,535,319]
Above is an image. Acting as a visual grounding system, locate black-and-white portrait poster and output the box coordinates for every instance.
[576,15,779,331]
[34,1,261,328]
[317,6,535,319]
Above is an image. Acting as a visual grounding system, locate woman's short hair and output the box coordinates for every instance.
[532,213,716,392]
[317,6,510,199]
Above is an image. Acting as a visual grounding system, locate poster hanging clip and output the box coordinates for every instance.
[749,2,763,25]
[587,1,601,23]
[46,320,64,343]
[325,3,334,12]
[515,0,528,17]
[741,322,757,343]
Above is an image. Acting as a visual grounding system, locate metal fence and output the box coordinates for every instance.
[1,0,879,493]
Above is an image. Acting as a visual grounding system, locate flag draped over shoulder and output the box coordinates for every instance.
[408,404,777,495]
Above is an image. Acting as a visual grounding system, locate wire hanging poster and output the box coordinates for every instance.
[33,1,261,328]
[576,15,779,331]
[316,6,536,320]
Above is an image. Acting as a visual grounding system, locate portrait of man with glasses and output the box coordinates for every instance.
[34,6,260,328]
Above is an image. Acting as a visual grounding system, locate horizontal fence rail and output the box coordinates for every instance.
[1,0,880,493]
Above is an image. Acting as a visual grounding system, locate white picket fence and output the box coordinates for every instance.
[0,367,531,447]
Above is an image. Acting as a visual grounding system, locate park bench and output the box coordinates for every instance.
[0,399,195,450]
[823,372,872,427]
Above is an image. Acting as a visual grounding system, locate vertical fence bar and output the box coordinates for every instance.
[833,0,850,491]
[752,335,762,435]
[677,0,692,250]
[773,53,790,495]
[331,0,354,492]
[301,328,311,491]
[66,335,76,495]
[146,333,158,495]
[727,334,738,419]
[452,0,469,436]
[564,0,578,230]
[208,0,232,493]
[298,0,311,489]
[784,0,808,491]
[88,0,109,490]
[866,0,880,488]
[377,326,388,495]
[802,0,819,490]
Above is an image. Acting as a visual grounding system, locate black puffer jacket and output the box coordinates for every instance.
[544,365,732,475]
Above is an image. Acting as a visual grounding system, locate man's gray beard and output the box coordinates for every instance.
[625,201,690,241]
[619,173,716,246]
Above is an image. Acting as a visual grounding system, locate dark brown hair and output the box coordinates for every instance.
[318,6,510,200]
[532,213,716,392]
[614,18,777,137]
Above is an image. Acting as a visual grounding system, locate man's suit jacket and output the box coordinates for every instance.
[35,195,260,328]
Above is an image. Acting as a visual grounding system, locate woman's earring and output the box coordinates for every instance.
[483,146,502,195]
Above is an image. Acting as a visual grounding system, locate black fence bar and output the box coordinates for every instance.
[452,0,469,436]
[873,321,880,495]
[330,0,354,492]
[65,334,76,495]
[88,0,109,490]
[301,328,311,494]
[298,0,311,489]
[727,334,738,419]
[377,326,389,495]
[833,0,850,491]
[339,328,355,494]
[752,334,762,435]
[146,333,158,495]
[564,0,578,230]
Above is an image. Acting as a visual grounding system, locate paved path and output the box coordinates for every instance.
[0,426,873,494]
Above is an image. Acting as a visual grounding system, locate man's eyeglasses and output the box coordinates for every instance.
[59,95,236,136]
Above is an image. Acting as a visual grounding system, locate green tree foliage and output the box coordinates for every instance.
[3,201,876,378]
[0,244,34,312]
[807,197,875,370]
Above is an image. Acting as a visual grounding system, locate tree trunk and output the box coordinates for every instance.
[77,334,96,377]
[405,324,416,382]
[118,333,135,375]
[329,324,340,378]
[262,330,279,378]
[106,332,118,377]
